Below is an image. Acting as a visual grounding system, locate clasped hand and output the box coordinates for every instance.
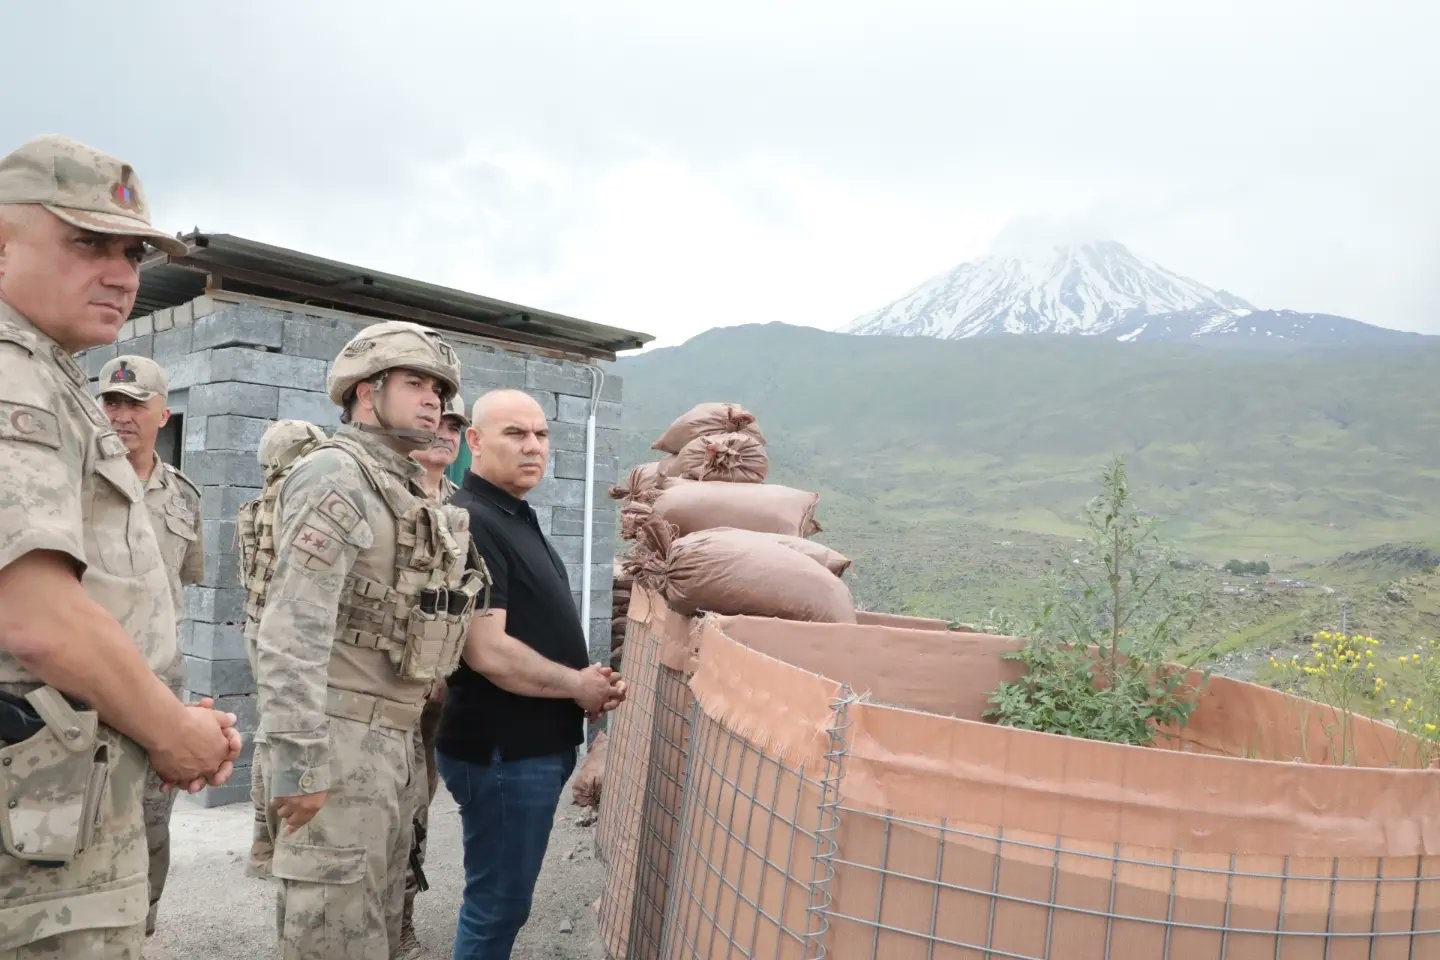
[150,697,244,794]
[573,662,628,722]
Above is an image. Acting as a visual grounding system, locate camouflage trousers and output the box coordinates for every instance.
[0,723,149,958]
[252,714,417,960]
[401,697,443,930]
[139,680,183,937]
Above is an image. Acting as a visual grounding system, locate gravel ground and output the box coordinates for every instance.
[143,772,607,960]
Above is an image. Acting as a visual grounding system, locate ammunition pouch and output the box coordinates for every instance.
[394,563,487,682]
[0,687,108,867]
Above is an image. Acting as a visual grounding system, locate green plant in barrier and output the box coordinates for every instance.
[985,456,1209,746]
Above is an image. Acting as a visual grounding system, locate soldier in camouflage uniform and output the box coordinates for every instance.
[94,354,205,937]
[397,391,468,958]
[243,322,488,960]
[0,134,241,959]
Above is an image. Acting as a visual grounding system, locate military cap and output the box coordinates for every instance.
[97,355,169,402]
[0,134,187,256]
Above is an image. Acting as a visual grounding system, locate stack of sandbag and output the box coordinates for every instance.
[629,519,855,622]
[612,403,775,544]
[610,565,631,670]
[571,731,607,809]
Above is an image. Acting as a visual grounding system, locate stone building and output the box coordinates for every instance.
[77,232,652,806]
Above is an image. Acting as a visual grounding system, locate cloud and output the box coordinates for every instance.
[2,0,1436,348]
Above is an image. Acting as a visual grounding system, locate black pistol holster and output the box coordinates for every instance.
[409,817,428,892]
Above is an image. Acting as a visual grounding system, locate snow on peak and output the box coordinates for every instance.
[847,233,1257,341]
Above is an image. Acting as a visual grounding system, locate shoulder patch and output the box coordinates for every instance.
[292,523,343,568]
[0,401,60,449]
[316,490,362,533]
[0,324,37,356]
[165,463,202,501]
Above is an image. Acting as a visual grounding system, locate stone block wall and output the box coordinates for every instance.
[79,295,623,806]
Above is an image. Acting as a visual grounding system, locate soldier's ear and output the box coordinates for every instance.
[354,380,375,414]
[159,406,172,428]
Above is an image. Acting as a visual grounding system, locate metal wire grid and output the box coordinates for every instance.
[596,616,665,959]
[628,665,697,959]
[820,807,1440,960]
[658,704,846,960]
[595,615,645,861]
[644,684,1440,959]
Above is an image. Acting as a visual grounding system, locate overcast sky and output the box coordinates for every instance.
[6,0,1437,348]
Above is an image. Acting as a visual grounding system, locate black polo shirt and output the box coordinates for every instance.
[437,472,590,765]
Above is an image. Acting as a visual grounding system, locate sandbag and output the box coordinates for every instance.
[608,459,676,501]
[571,732,607,808]
[700,526,850,577]
[634,521,856,623]
[651,402,767,454]
[649,480,820,539]
[672,432,769,483]
[619,499,653,541]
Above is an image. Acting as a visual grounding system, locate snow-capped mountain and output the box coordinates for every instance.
[847,234,1418,345]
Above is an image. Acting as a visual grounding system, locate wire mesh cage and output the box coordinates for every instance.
[658,706,833,960]
[629,664,696,959]
[596,612,665,957]
[599,594,1440,959]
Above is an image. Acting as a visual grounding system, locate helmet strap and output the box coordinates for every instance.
[359,373,437,452]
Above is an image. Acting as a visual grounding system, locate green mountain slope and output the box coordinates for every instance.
[611,323,1440,617]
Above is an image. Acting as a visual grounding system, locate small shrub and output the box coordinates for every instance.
[986,456,1208,746]
[1224,559,1271,576]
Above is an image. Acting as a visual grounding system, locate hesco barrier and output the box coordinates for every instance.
[595,607,665,958]
[597,590,1440,959]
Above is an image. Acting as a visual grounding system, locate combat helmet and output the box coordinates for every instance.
[327,320,462,448]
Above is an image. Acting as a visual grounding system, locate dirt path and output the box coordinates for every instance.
[144,773,607,959]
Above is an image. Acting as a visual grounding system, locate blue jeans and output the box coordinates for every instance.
[436,746,577,960]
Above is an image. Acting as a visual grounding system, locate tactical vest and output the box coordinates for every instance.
[236,430,490,684]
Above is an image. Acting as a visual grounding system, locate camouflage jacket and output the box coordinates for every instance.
[251,424,432,797]
[0,301,175,684]
[141,453,204,686]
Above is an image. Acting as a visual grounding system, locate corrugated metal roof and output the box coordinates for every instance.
[137,232,653,360]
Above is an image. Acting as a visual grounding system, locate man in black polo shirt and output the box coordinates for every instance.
[436,387,625,960]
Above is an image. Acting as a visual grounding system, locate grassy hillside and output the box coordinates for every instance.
[611,322,1440,625]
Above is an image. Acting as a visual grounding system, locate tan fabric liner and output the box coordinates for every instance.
[692,616,1440,858]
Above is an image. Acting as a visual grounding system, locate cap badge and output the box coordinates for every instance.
[110,166,139,211]
[110,361,137,384]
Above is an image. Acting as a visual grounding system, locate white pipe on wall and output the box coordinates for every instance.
[580,363,605,749]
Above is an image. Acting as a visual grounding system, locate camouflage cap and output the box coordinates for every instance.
[443,392,470,427]
[0,134,187,256]
[97,354,168,402]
